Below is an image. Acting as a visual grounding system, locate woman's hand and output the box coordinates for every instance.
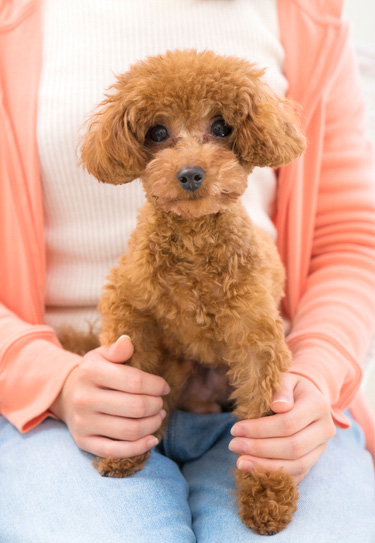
[229,373,336,484]
[50,335,170,459]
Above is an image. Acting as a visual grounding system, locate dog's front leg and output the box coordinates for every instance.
[88,290,159,475]
[94,353,191,478]
[94,303,191,478]
[225,311,298,535]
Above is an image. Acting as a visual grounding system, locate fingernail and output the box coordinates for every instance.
[108,335,132,357]
[147,436,159,448]
[230,425,243,437]
[160,409,167,420]
[115,335,131,344]
[238,459,253,471]
[162,383,170,395]
[229,440,245,453]
[271,396,290,405]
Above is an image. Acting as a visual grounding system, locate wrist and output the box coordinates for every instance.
[49,389,66,421]
[49,365,78,422]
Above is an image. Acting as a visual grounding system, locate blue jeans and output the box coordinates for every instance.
[0,411,374,543]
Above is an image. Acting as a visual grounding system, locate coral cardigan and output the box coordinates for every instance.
[1,0,374,459]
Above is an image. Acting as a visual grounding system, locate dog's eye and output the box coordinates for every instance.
[147,124,169,143]
[211,118,233,138]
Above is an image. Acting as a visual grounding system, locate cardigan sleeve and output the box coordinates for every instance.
[0,303,81,432]
[0,2,83,433]
[285,30,375,428]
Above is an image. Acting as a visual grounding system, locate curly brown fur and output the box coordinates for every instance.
[235,465,299,535]
[79,49,306,534]
[94,451,151,478]
[58,325,100,356]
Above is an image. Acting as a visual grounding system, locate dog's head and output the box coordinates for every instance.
[80,50,305,218]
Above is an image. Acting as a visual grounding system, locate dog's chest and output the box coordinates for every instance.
[145,228,254,332]
[157,252,225,322]
[123,206,261,357]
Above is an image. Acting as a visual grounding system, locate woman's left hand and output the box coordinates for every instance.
[229,373,337,484]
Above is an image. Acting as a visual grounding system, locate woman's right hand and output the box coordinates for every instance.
[50,335,170,458]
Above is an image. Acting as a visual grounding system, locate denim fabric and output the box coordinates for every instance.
[0,411,374,542]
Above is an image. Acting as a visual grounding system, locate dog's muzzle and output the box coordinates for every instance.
[177,167,205,191]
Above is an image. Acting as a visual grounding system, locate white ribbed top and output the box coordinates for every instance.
[37,0,287,334]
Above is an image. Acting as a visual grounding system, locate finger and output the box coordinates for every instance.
[98,335,134,363]
[85,412,165,442]
[79,434,160,459]
[93,389,164,419]
[294,470,310,485]
[271,373,295,413]
[229,419,328,460]
[97,363,170,396]
[231,392,320,439]
[236,442,328,478]
[231,409,311,440]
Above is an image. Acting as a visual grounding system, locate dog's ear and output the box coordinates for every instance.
[79,89,149,185]
[234,76,306,171]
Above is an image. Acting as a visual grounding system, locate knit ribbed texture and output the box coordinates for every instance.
[37,0,287,334]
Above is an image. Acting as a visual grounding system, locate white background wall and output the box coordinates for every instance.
[343,1,375,47]
[342,1,375,144]
[342,1,375,412]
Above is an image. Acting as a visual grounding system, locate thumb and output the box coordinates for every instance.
[271,373,295,413]
[100,335,134,363]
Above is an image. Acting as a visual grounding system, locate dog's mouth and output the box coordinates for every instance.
[152,192,204,203]
[150,189,244,219]
[152,190,239,204]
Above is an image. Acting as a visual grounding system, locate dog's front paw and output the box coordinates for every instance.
[235,467,298,535]
[93,451,150,478]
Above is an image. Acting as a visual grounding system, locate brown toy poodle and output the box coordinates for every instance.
[79,49,306,535]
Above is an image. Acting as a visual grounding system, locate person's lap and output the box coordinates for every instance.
[178,412,375,542]
[0,415,194,543]
[0,410,374,543]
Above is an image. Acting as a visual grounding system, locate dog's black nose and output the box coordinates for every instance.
[177,167,205,191]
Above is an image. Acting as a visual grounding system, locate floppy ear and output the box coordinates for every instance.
[79,90,149,185]
[234,79,306,171]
